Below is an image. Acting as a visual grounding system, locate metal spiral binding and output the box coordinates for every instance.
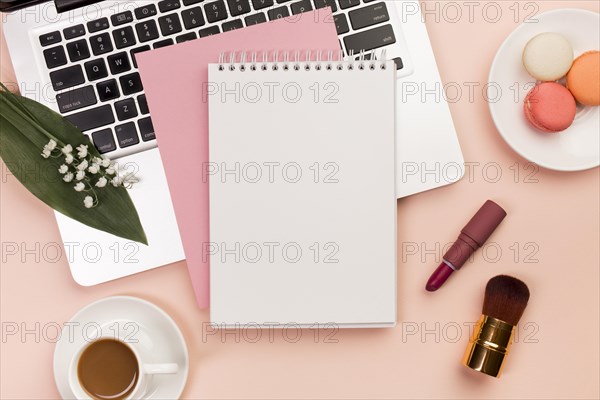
[217,49,388,71]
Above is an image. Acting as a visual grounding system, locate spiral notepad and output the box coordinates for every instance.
[208,51,397,328]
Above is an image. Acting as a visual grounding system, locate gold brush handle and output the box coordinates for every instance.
[463,315,515,378]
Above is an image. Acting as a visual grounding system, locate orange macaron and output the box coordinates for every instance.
[566,50,600,106]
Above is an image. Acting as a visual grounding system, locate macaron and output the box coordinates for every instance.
[523,33,574,81]
[523,82,576,133]
[566,50,600,106]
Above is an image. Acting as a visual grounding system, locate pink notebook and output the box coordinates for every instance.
[137,11,340,308]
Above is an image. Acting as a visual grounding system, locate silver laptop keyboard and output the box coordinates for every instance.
[39,0,406,158]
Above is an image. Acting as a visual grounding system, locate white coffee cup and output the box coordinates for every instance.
[68,335,178,400]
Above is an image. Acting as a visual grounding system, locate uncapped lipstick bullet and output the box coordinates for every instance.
[426,200,507,292]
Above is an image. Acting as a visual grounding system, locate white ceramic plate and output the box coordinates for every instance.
[53,296,189,399]
[489,9,599,171]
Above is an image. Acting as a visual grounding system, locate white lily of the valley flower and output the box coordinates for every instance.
[106,167,116,175]
[83,196,94,209]
[96,177,108,188]
[41,148,51,158]
[46,139,57,151]
[111,176,121,187]
[58,165,69,174]
[88,164,100,174]
[76,171,86,181]
[101,157,111,168]
[77,159,89,171]
[63,172,74,183]
[92,157,102,165]
[62,144,73,155]
[121,173,140,188]
[65,153,74,164]
[76,144,88,159]
[74,182,85,192]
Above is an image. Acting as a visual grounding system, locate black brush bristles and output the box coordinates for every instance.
[482,275,530,326]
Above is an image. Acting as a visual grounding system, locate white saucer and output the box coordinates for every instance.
[489,9,600,171]
[53,296,189,399]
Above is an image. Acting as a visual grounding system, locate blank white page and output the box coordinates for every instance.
[208,55,397,327]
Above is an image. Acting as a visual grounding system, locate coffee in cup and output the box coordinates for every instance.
[77,338,139,400]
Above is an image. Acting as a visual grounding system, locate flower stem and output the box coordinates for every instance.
[2,98,64,145]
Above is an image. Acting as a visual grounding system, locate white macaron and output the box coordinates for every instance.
[523,32,574,81]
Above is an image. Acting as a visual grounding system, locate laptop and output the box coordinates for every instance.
[1,0,463,286]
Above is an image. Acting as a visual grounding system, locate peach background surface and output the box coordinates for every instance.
[1,1,599,399]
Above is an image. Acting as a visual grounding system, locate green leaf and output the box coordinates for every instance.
[0,87,148,245]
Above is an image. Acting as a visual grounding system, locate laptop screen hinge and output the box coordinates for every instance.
[54,0,103,13]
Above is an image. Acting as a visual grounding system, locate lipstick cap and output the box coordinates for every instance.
[463,315,515,378]
[462,200,507,247]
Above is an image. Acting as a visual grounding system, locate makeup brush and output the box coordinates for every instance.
[463,275,530,378]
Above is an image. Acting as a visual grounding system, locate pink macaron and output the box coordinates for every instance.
[523,82,577,133]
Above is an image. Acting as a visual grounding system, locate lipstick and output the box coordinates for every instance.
[425,200,507,292]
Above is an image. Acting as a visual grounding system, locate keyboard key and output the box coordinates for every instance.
[119,73,143,95]
[227,0,251,16]
[63,24,86,40]
[111,11,134,26]
[92,128,117,153]
[66,39,90,62]
[392,57,403,70]
[40,31,61,47]
[333,14,349,34]
[348,2,389,30]
[176,32,198,43]
[56,86,97,113]
[199,26,220,37]
[181,7,205,29]
[339,0,360,9]
[135,20,160,43]
[113,26,137,49]
[84,59,108,81]
[138,117,156,141]
[268,6,289,20]
[115,123,140,148]
[184,0,203,4]
[89,33,113,55]
[153,39,174,48]
[115,99,138,121]
[204,0,227,23]
[65,105,115,132]
[134,4,158,19]
[343,24,395,54]
[222,19,243,31]
[50,65,85,91]
[252,0,273,9]
[291,0,312,14]
[137,94,150,114]
[158,0,181,12]
[107,52,132,74]
[97,79,120,102]
[131,46,151,68]
[355,53,376,61]
[245,12,267,25]
[314,0,336,12]
[87,17,110,33]
[43,46,67,69]
[158,13,183,35]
